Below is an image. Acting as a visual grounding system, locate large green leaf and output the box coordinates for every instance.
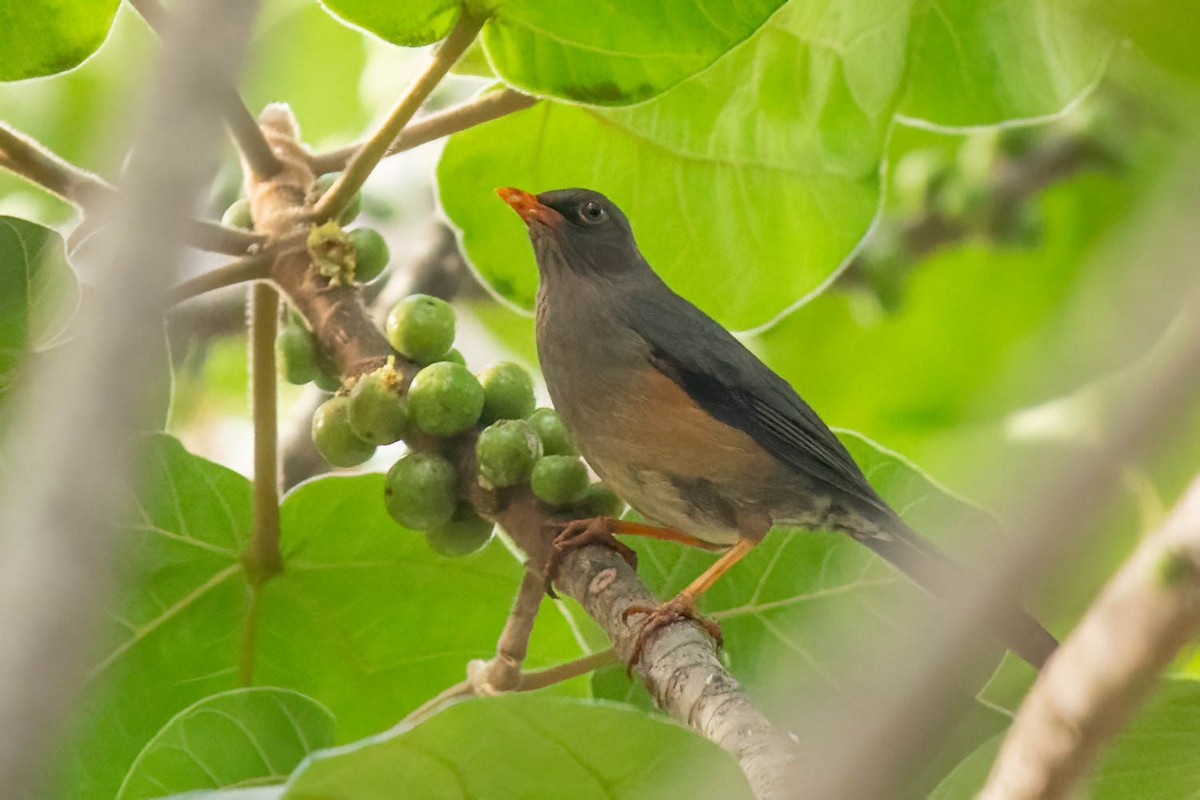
[116,688,334,800]
[440,0,913,331]
[900,0,1113,127]
[61,435,254,800]
[60,435,586,799]
[320,0,785,105]
[0,0,120,81]
[279,695,753,799]
[0,217,80,399]
[253,473,587,742]
[933,678,1200,798]
[593,430,1015,710]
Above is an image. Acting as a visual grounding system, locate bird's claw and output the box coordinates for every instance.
[622,594,722,675]
[543,517,638,599]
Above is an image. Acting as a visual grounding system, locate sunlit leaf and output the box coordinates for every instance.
[320,0,785,105]
[0,0,120,81]
[280,695,753,799]
[900,0,1113,126]
[441,0,913,330]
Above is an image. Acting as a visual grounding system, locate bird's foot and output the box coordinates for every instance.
[622,594,722,674]
[544,516,638,599]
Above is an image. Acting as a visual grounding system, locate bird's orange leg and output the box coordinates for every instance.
[622,538,756,671]
[545,517,727,597]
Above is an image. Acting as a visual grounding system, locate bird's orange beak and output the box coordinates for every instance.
[496,187,562,228]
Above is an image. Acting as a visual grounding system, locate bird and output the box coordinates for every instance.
[496,185,1058,670]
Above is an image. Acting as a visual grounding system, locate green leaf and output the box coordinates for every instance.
[441,0,914,330]
[900,0,1113,127]
[57,435,253,799]
[321,0,785,105]
[0,0,120,81]
[253,473,587,742]
[280,695,754,799]
[116,688,334,800]
[317,0,460,48]
[478,0,787,106]
[61,435,586,799]
[594,430,1009,708]
[0,217,80,399]
[933,678,1200,799]
[243,2,370,147]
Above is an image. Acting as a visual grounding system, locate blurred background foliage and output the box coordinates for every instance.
[2,0,1200,797]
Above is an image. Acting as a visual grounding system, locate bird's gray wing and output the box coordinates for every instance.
[618,289,887,513]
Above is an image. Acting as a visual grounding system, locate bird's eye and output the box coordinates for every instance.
[580,201,607,223]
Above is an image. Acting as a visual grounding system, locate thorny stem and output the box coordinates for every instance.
[128,0,283,177]
[310,89,537,174]
[312,9,485,221]
[166,252,274,305]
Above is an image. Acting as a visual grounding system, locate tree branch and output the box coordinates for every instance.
[981,473,1200,799]
[310,89,536,175]
[128,0,282,177]
[796,173,1200,798]
[0,122,111,207]
[0,121,264,256]
[166,251,274,305]
[312,10,485,221]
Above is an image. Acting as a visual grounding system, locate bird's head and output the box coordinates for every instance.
[496,187,644,279]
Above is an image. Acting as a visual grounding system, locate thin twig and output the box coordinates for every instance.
[238,282,283,685]
[981,473,1200,799]
[402,650,619,729]
[516,650,617,691]
[0,121,265,256]
[244,283,283,587]
[128,0,282,177]
[166,252,273,306]
[472,568,548,692]
[312,10,485,221]
[0,123,111,206]
[310,89,536,175]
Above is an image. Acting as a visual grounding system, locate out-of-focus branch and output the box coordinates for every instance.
[312,11,485,221]
[796,170,1200,798]
[129,0,282,177]
[0,0,261,795]
[0,121,264,256]
[981,473,1200,799]
[310,89,537,175]
[838,129,1113,297]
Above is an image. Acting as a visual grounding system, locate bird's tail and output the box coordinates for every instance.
[846,514,1058,669]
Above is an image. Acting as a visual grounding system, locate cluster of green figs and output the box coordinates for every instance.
[280,291,622,557]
